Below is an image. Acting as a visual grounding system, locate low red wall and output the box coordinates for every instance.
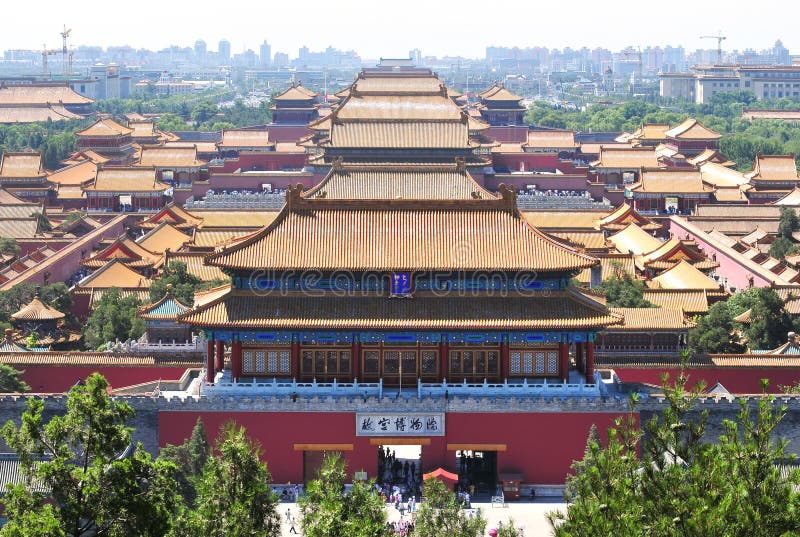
[611,367,800,394]
[21,366,190,393]
[158,410,629,485]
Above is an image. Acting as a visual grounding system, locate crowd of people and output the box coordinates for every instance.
[378,446,420,499]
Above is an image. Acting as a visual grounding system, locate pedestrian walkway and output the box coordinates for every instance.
[277,500,567,536]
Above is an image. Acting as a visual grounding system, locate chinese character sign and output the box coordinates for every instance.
[356,413,445,436]
[391,272,411,295]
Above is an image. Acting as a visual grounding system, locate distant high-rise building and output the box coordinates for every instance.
[219,39,231,63]
[195,40,206,58]
[773,39,790,65]
[662,45,686,73]
[409,49,422,66]
[260,40,272,67]
[194,40,207,65]
[274,52,289,68]
[234,49,257,68]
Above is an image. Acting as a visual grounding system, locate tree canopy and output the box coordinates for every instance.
[549,373,800,536]
[157,417,210,507]
[690,301,746,354]
[524,91,800,172]
[180,422,280,537]
[727,287,796,350]
[0,283,72,331]
[0,363,30,393]
[769,207,800,259]
[299,451,389,537]
[83,287,145,349]
[0,373,179,537]
[413,476,486,537]
[601,265,655,308]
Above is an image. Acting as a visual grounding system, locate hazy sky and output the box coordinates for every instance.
[5,0,797,59]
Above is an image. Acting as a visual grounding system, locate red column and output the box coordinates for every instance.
[206,338,215,383]
[500,339,509,381]
[291,338,300,380]
[351,338,361,382]
[575,342,584,374]
[232,340,242,382]
[558,342,569,383]
[439,339,449,382]
[586,342,595,382]
[215,340,224,372]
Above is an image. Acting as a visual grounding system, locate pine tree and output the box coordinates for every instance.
[299,452,389,537]
[158,417,210,506]
[0,373,179,537]
[550,372,800,537]
[184,422,280,537]
[414,476,486,537]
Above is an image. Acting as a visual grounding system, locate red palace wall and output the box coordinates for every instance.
[21,366,191,393]
[158,410,629,485]
[611,367,800,394]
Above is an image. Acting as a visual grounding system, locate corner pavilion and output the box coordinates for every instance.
[181,68,621,388]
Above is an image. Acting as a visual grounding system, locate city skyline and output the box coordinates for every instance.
[6,0,800,60]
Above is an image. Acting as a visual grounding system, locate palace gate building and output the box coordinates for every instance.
[162,67,632,492]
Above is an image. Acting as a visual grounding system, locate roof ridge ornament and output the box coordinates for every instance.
[497,183,517,210]
[286,183,305,210]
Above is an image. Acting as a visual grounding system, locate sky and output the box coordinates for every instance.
[3,0,798,60]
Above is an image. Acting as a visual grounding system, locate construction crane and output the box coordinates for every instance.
[41,45,58,79]
[700,32,727,64]
[60,25,72,76]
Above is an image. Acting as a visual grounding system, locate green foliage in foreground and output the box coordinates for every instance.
[0,363,30,393]
[0,373,179,537]
[413,476,487,537]
[299,451,389,537]
[83,288,145,349]
[177,421,280,537]
[601,263,655,308]
[549,373,800,537]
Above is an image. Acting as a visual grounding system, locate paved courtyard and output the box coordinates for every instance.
[278,499,567,536]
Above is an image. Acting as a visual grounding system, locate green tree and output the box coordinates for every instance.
[0,237,20,256]
[601,265,655,308]
[414,476,486,537]
[158,417,210,507]
[550,372,800,537]
[770,207,800,259]
[0,363,30,392]
[83,287,145,349]
[190,101,219,127]
[184,422,280,537]
[156,113,189,133]
[548,399,643,536]
[496,519,525,537]
[30,211,52,232]
[769,236,798,260]
[690,301,746,354]
[299,451,389,537]
[738,288,795,350]
[0,373,179,537]
[148,262,203,305]
[0,283,72,329]
[778,207,800,238]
